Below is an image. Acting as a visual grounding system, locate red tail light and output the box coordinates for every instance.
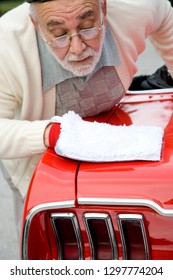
[118,214,150,260]
[22,209,150,260]
[84,213,118,260]
[51,213,83,260]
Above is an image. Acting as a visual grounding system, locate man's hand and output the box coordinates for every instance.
[44,123,61,148]
[44,123,52,147]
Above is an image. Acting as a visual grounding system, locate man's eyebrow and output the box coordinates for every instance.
[47,20,65,30]
[46,10,95,30]
[77,10,95,20]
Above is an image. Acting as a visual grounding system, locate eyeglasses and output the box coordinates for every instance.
[39,24,104,49]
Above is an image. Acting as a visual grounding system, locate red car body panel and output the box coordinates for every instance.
[21,92,173,260]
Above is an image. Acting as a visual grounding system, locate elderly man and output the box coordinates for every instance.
[0,0,173,231]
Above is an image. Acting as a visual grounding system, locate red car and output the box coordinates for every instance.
[21,90,173,260]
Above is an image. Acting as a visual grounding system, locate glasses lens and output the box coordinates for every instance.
[51,35,70,48]
[47,26,102,48]
[80,28,100,40]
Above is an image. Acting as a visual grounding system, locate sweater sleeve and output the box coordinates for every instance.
[149,0,173,74]
[107,0,173,84]
[0,72,51,159]
[0,4,54,159]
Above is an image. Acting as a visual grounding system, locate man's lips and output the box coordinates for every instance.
[69,56,93,65]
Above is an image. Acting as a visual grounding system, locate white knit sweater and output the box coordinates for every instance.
[0,0,173,197]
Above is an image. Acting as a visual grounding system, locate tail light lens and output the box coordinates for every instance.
[84,213,118,260]
[117,214,150,260]
[51,213,83,260]
[22,210,150,260]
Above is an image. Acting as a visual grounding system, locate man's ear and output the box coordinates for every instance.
[102,0,108,26]
[29,15,39,31]
[102,0,107,16]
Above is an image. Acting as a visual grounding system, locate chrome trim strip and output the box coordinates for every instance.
[22,200,75,260]
[117,214,149,260]
[83,213,118,260]
[51,213,83,260]
[78,198,173,216]
[127,88,173,94]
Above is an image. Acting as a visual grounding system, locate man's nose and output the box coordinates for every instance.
[69,34,86,55]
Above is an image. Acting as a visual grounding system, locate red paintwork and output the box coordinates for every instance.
[23,153,79,212]
[21,92,173,260]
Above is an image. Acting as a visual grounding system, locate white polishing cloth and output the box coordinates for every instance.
[53,111,164,162]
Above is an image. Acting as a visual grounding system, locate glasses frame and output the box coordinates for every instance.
[38,14,104,49]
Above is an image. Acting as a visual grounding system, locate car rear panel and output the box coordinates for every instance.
[21,92,173,260]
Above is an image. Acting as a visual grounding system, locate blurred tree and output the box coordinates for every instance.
[0,1,24,16]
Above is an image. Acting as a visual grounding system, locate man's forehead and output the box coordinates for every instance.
[31,0,101,15]
[28,0,102,22]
